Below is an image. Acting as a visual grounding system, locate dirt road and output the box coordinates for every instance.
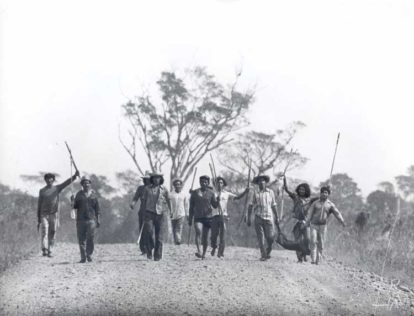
[0,243,413,315]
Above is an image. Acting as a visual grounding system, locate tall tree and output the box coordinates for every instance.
[217,121,308,187]
[395,165,414,199]
[120,67,254,187]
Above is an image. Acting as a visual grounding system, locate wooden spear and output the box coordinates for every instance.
[328,133,341,187]
[187,167,197,246]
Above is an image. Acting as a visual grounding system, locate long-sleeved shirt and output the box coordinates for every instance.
[249,188,277,221]
[212,191,236,217]
[189,188,218,220]
[142,185,170,215]
[37,176,76,218]
[170,190,189,220]
[73,190,100,221]
[306,199,342,225]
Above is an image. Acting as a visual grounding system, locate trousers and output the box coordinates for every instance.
[211,215,227,256]
[254,215,275,258]
[76,220,96,260]
[143,211,164,260]
[40,213,58,252]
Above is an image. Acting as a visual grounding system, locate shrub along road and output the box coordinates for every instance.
[0,243,413,315]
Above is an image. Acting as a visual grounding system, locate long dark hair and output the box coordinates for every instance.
[295,183,311,198]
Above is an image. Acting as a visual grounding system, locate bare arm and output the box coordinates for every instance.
[283,177,295,200]
[233,188,249,201]
[330,204,345,227]
[57,171,79,192]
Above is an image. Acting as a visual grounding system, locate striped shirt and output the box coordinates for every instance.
[250,188,277,221]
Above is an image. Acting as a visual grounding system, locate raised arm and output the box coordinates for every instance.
[57,170,79,192]
[233,187,249,201]
[283,176,295,199]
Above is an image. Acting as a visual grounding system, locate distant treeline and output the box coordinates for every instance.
[1,168,414,287]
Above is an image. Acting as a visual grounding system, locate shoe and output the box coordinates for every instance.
[147,253,153,260]
[86,256,92,262]
[47,251,53,258]
[42,250,48,257]
[79,259,86,263]
[195,253,202,259]
[260,257,267,261]
[154,257,161,261]
[211,248,216,256]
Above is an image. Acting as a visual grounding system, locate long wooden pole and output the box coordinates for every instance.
[187,167,197,246]
[238,158,252,228]
[328,133,341,187]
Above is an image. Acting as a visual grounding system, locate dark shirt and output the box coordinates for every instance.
[37,176,76,218]
[189,188,219,220]
[142,185,170,215]
[74,190,100,221]
[133,185,147,213]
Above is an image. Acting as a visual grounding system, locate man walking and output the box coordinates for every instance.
[247,175,279,261]
[170,179,188,245]
[211,176,248,258]
[141,173,171,261]
[188,175,219,259]
[73,176,101,263]
[130,171,152,254]
[306,186,345,264]
[37,170,79,257]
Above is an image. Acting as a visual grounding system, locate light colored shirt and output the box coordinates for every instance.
[249,188,277,221]
[170,190,189,220]
[212,191,236,217]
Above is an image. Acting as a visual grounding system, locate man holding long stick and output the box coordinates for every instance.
[38,170,79,257]
[210,176,248,258]
[188,175,219,259]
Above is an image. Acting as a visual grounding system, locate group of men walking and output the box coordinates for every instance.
[37,168,346,265]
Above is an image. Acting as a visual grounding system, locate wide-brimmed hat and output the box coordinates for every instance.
[44,173,56,181]
[150,173,164,185]
[252,175,270,185]
[172,178,183,185]
[141,170,151,179]
[80,176,91,184]
[216,176,227,187]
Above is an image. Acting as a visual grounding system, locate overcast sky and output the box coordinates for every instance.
[1,0,414,196]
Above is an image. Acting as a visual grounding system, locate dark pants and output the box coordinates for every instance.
[211,215,227,256]
[293,221,309,261]
[76,220,96,260]
[254,215,275,258]
[143,211,164,260]
[138,210,153,253]
[171,217,184,245]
